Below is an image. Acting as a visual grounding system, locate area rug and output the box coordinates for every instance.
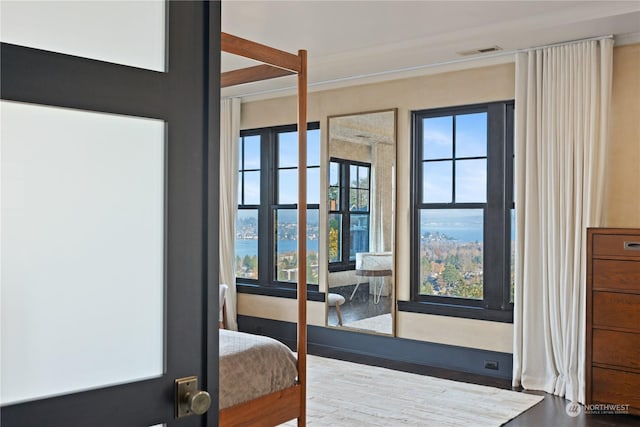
[343,313,392,335]
[281,355,543,426]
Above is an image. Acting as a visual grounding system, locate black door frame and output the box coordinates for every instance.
[0,2,220,426]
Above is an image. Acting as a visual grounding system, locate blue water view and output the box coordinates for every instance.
[426,227,482,243]
[236,239,319,258]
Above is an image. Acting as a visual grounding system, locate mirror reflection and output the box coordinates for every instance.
[325,110,396,335]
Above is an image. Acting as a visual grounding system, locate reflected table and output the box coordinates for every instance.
[350,252,393,304]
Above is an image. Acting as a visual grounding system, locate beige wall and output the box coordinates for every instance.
[240,62,516,353]
[605,43,640,227]
[236,44,638,354]
[238,294,326,326]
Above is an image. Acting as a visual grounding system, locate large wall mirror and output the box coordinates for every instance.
[325,109,396,335]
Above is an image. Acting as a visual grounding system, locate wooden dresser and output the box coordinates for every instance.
[586,228,640,415]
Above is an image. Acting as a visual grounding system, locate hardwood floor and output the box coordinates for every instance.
[309,347,639,426]
[327,283,391,326]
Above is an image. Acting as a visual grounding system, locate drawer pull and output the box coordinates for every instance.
[624,241,640,251]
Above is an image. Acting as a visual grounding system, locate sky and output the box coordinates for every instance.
[240,129,321,205]
[422,112,487,204]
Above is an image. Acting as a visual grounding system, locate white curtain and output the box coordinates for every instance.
[219,97,241,331]
[512,38,613,404]
[369,144,384,253]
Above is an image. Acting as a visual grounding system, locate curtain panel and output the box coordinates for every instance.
[219,98,241,330]
[513,38,613,403]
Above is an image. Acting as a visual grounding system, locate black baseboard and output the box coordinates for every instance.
[237,315,513,380]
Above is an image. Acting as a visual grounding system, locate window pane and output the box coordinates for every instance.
[329,162,340,186]
[307,209,319,285]
[329,162,341,211]
[243,135,261,169]
[278,169,298,204]
[329,186,340,211]
[278,131,298,168]
[419,209,483,299]
[455,112,487,158]
[275,209,297,282]
[328,213,342,263]
[275,209,318,284]
[1,101,164,403]
[351,165,369,189]
[307,167,320,205]
[0,1,165,71]
[307,129,320,167]
[455,159,486,203]
[423,160,452,203]
[350,189,369,211]
[236,210,259,279]
[349,214,370,261]
[423,116,452,160]
[243,171,261,205]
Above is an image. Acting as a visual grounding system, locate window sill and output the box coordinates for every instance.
[328,263,356,273]
[397,300,513,323]
[236,283,325,302]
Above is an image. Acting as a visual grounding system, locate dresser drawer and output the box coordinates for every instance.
[592,367,640,411]
[592,259,640,292]
[593,292,640,331]
[593,234,640,258]
[592,329,640,370]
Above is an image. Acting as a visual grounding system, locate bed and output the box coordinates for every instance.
[219,33,308,427]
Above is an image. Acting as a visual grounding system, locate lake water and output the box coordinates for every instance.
[236,239,319,257]
[426,227,483,243]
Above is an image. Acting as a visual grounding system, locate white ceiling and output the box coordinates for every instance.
[221,1,640,100]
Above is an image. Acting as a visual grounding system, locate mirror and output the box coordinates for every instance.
[325,109,396,335]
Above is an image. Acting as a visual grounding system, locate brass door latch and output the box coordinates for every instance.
[175,376,211,418]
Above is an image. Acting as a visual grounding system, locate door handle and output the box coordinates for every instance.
[175,376,211,418]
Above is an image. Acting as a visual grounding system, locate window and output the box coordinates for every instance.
[236,123,320,288]
[408,101,514,322]
[328,158,371,271]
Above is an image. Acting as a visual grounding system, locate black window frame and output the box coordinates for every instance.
[404,101,514,323]
[328,157,372,272]
[236,122,321,294]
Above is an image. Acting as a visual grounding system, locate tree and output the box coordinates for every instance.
[242,255,257,278]
[441,263,463,286]
[420,280,435,295]
[329,226,340,261]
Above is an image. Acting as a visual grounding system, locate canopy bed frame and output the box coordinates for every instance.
[219,33,308,427]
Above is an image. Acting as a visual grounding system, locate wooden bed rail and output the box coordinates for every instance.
[296,48,307,426]
[221,64,294,88]
[221,32,301,72]
[221,32,302,88]
[220,32,307,427]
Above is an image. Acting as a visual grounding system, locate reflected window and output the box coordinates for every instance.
[329,158,371,270]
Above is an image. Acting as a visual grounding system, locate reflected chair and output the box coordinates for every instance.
[327,293,345,326]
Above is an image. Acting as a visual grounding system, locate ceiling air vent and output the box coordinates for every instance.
[457,46,503,56]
